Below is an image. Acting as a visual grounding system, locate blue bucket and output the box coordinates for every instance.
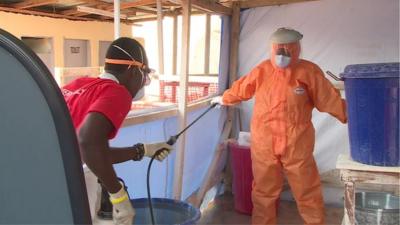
[132,198,201,225]
[340,63,399,166]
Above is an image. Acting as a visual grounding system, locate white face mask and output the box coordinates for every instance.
[275,55,291,68]
[133,87,145,101]
[132,68,146,101]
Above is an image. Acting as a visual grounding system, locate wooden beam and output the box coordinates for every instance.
[128,13,158,20]
[157,0,165,74]
[136,5,158,12]
[121,0,157,9]
[204,14,211,74]
[170,0,231,15]
[129,16,159,22]
[73,12,90,17]
[239,0,319,9]
[0,6,93,21]
[133,7,158,14]
[11,0,59,9]
[62,3,141,16]
[173,0,191,200]
[124,9,137,18]
[61,8,84,16]
[191,0,231,15]
[77,6,128,19]
[130,9,215,22]
[172,14,178,75]
[61,2,111,16]
[105,0,157,10]
[128,9,178,22]
[169,0,231,15]
[341,169,400,185]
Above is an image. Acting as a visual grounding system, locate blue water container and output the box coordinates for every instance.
[340,63,399,166]
[132,198,201,225]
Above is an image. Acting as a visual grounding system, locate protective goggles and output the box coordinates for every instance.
[105,45,154,86]
[275,47,291,57]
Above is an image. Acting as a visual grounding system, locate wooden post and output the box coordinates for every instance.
[113,0,120,39]
[227,1,240,133]
[172,15,178,75]
[344,180,356,225]
[204,14,211,75]
[229,2,240,87]
[222,1,241,194]
[156,0,164,74]
[173,0,191,200]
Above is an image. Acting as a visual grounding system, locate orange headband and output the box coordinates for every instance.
[105,58,147,69]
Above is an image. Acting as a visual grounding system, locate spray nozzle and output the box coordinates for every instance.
[166,135,178,145]
[210,102,218,108]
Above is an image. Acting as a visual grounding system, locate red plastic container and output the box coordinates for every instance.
[229,142,254,215]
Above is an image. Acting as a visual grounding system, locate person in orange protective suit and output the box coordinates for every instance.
[212,28,347,225]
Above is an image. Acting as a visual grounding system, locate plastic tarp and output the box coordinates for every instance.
[237,0,399,173]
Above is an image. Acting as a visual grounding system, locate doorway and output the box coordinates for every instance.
[21,36,54,75]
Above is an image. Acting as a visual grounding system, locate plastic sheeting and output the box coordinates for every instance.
[111,108,225,200]
[236,0,399,173]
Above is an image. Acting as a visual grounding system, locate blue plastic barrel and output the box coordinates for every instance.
[340,63,399,166]
[132,198,201,225]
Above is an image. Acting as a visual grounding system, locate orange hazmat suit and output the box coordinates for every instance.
[222,29,347,225]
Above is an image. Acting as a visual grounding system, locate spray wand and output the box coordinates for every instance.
[166,102,218,145]
[147,102,218,225]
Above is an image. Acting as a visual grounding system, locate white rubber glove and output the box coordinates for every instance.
[109,184,135,225]
[144,142,173,161]
[211,96,224,106]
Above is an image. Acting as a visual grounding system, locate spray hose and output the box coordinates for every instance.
[146,102,218,225]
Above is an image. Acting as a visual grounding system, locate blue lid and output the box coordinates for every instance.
[340,62,399,78]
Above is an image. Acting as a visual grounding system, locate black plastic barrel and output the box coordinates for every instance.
[340,63,399,166]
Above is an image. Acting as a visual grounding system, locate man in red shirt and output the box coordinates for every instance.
[62,37,172,225]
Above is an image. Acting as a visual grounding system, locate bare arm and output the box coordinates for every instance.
[78,112,139,193]
[108,147,141,164]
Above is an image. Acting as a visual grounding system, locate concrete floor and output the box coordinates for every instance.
[198,193,344,225]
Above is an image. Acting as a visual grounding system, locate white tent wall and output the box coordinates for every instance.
[111,109,225,200]
[235,0,399,204]
[111,120,173,198]
[237,0,399,171]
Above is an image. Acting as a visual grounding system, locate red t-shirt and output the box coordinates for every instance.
[62,77,132,139]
